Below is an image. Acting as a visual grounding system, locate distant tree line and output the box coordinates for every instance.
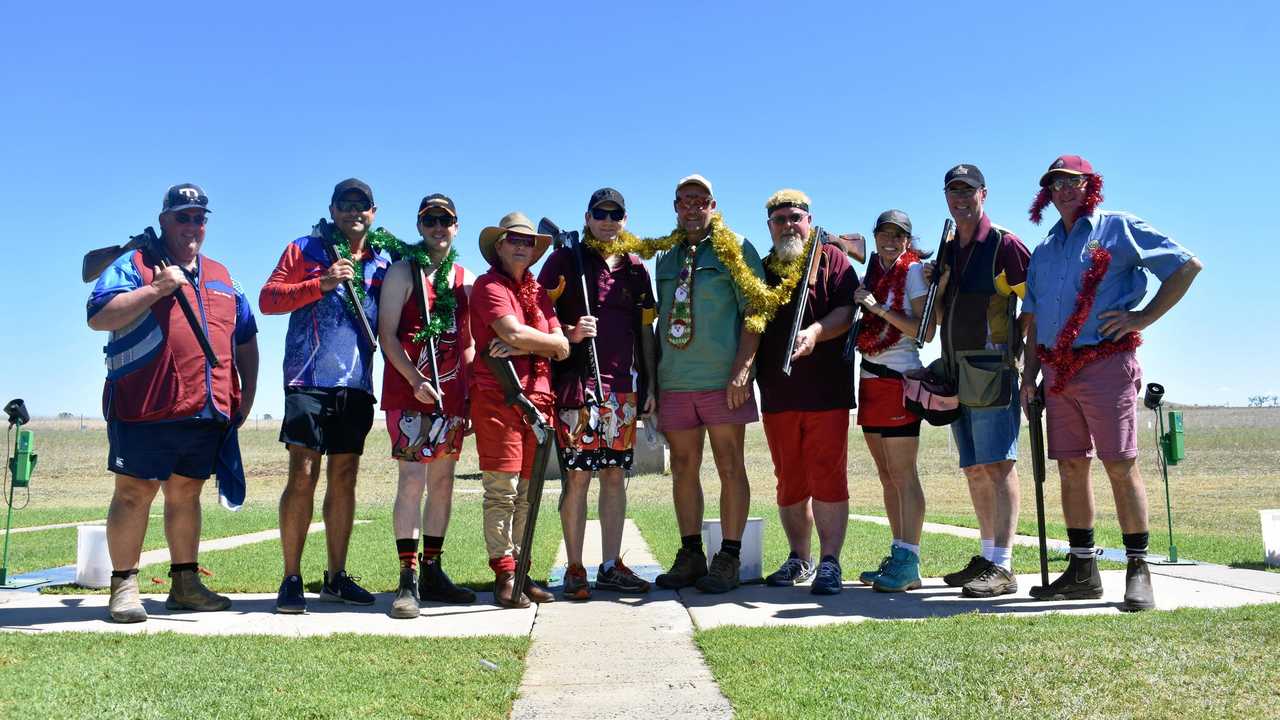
[1248,395,1280,407]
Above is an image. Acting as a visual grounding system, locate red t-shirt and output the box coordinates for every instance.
[381,263,470,416]
[469,267,560,399]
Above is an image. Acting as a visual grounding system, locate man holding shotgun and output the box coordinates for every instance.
[537,188,657,601]
[260,178,391,614]
[754,190,858,595]
[377,194,477,618]
[87,183,259,623]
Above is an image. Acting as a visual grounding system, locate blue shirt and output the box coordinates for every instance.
[1024,210,1193,348]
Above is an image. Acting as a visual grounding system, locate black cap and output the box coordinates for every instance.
[418,193,457,218]
[162,183,211,213]
[588,187,626,212]
[331,178,374,206]
[874,209,912,235]
[943,164,985,189]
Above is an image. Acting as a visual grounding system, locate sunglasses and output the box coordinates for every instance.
[503,232,536,248]
[1048,175,1088,192]
[420,214,456,228]
[768,212,807,226]
[335,200,372,213]
[174,211,208,226]
[675,197,711,212]
[591,207,625,222]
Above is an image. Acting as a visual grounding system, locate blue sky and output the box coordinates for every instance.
[1,2,1276,417]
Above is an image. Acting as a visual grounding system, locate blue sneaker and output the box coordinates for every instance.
[873,546,922,593]
[810,556,843,595]
[859,548,894,586]
[319,570,376,606]
[276,574,307,614]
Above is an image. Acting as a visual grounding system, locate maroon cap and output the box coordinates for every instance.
[1039,155,1095,187]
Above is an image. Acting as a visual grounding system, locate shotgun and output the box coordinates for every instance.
[1027,383,1050,588]
[538,218,603,409]
[783,226,826,376]
[409,259,444,406]
[915,219,954,348]
[134,227,220,368]
[312,219,378,351]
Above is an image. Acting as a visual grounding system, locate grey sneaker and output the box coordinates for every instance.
[165,568,232,611]
[655,547,708,589]
[694,552,741,594]
[389,568,420,619]
[109,574,147,623]
[961,563,1018,598]
[766,552,815,587]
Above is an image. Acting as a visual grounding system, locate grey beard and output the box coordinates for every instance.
[773,235,804,262]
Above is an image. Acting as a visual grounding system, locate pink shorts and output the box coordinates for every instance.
[1043,350,1141,461]
[657,389,759,432]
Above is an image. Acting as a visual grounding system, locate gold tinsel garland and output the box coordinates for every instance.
[582,213,815,333]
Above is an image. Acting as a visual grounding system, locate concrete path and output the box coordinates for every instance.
[511,520,732,720]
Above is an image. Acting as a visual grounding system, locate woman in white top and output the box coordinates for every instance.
[850,210,931,593]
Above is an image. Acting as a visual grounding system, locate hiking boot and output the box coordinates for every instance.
[859,551,893,586]
[1029,553,1103,601]
[874,546,923,593]
[108,574,147,623]
[389,568,420,619]
[562,563,592,601]
[595,559,651,594]
[418,554,476,604]
[766,552,815,587]
[655,547,708,589]
[1120,557,1155,612]
[165,568,232,611]
[319,570,375,606]
[494,571,531,609]
[523,580,556,604]
[961,562,1018,598]
[694,551,741,594]
[275,574,307,614]
[943,555,990,588]
[810,556,843,595]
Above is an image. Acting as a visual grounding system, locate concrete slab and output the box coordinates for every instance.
[0,591,534,637]
[682,570,1280,630]
[1148,562,1280,595]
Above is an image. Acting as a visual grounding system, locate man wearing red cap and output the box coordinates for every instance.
[1021,155,1202,611]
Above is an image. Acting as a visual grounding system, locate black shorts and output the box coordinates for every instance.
[107,419,224,481]
[861,419,923,438]
[280,387,375,455]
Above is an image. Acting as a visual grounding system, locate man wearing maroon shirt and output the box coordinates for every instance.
[754,190,859,595]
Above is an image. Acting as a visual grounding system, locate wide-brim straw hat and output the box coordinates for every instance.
[478,211,552,267]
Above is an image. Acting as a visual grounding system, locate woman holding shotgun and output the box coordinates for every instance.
[851,210,932,593]
[377,194,478,619]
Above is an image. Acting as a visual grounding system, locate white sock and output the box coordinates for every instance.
[900,542,921,558]
[892,538,904,550]
[601,558,616,573]
[991,546,1013,571]
[981,538,995,561]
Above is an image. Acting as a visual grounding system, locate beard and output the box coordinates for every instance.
[773,233,804,262]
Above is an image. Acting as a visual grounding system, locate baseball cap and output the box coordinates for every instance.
[331,178,374,205]
[588,187,626,212]
[1039,155,1094,187]
[161,183,211,213]
[944,164,985,189]
[874,209,912,235]
[675,174,713,196]
[418,193,457,217]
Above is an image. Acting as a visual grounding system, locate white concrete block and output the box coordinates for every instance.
[1262,509,1280,568]
[701,517,764,582]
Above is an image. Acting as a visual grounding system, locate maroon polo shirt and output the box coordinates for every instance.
[756,243,859,413]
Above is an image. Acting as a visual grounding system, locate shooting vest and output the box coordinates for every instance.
[102,251,241,423]
[941,225,1020,407]
[380,263,469,416]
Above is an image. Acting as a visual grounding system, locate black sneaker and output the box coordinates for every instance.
[961,562,1017,598]
[419,554,476,605]
[1120,557,1155,612]
[810,556,844,596]
[766,552,816,587]
[943,555,990,587]
[275,574,307,614]
[655,547,708,589]
[1030,553,1103,601]
[595,559,651,594]
[389,568,420,619]
[319,570,375,606]
[694,551,741,594]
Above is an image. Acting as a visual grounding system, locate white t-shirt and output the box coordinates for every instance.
[860,261,929,374]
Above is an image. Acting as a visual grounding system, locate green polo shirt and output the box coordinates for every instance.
[655,233,765,392]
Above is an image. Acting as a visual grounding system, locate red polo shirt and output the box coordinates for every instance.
[469,266,560,398]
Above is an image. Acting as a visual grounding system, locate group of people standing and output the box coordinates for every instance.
[88,155,1199,624]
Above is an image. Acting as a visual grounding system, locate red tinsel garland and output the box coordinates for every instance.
[1029,174,1104,225]
[513,270,550,392]
[856,250,919,356]
[1037,245,1141,393]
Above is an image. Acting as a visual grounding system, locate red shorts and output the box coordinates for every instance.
[386,409,465,463]
[1043,350,1141,461]
[761,409,850,506]
[856,377,917,428]
[470,388,555,478]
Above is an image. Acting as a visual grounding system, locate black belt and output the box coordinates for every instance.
[860,360,903,380]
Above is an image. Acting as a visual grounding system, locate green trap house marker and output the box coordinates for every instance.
[3,399,46,588]
[1144,384,1194,566]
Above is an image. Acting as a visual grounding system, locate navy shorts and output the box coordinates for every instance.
[107,419,224,481]
[280,387,375,455]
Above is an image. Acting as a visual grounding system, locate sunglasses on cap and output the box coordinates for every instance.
[174,211,208,226]
[502,232,536,248]
[335,199,372,213]
[768,212,807,226]
[590,207,625,222]
[420,214,456,228]
[1048,175,1088,192]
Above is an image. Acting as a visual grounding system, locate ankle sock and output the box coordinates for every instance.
[720,539,742,559]
[396,538,418,569]
[422,535,444,565]
[111,568,138,580]
[1122,532,1149,559]
[900,542,921,558]
[990,546,1013,571]
[681,534,703,554]
[980,538,995,561]
[1067,527,1096,559]
[170,562,198,575]
[601,558,617,573]
[892,537,904,549]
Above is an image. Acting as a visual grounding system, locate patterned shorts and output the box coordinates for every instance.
[555,392,638,471]
[386,409,465,463]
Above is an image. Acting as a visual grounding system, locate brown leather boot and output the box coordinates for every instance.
[523,580,555,604]
[494,571,531,609]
